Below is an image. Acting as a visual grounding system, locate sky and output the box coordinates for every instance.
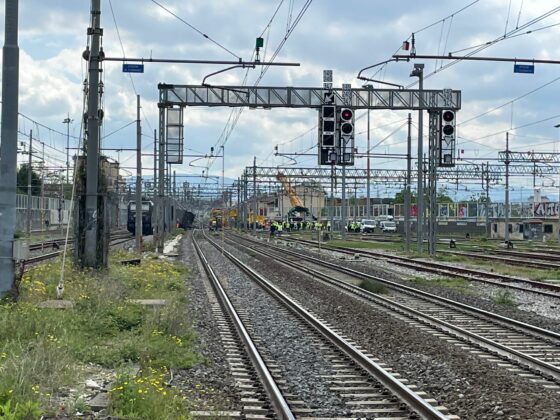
[1,0,560,202]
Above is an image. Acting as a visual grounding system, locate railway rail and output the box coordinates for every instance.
[22,232,136,266]
[438,249,560,270]
[284,236,560,298]
[227,232,560,391]
[197,231,451,419]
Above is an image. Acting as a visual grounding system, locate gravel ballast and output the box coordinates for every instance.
[225,233,560,419]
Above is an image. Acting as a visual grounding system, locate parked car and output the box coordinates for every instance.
[360,219,376,233]
[379,220,397,233]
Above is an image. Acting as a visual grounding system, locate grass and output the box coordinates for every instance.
[411,276,476,295]
[0,250,198,418]
[358,279,387,294]
[491,290,516,306]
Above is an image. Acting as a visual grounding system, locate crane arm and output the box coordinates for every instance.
[276,173,305,208]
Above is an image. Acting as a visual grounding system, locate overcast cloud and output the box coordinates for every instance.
[1,0,559,199]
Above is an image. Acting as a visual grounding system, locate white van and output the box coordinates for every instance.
[360,219,376,233]
[379,220,397,233]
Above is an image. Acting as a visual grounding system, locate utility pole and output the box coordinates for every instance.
[135,95,142,250]
[253,156,257,232]
[84,0,103,267]
[40,143,45,233]
[26,130,33,236]
[428,111,438,256]
[153,129,157,200]
[366,107,371,218]
[410,64,424,253]
[63,114,72,186]
[157,107,166,252]
[341,163,346,239]
[0,0,19,297]
[330,164,334,233]
[405,113,412,252]
[505,132,510,243]
[484,162,490,237]
[237,177,241,228]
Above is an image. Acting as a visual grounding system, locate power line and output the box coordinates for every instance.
[149,0,241,59]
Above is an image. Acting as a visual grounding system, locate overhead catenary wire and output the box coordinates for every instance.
[206,0,313,171]
[406,6,560,87]
[148,0,241,60]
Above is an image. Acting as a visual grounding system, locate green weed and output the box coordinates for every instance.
[492,290,516,306]
[358,279,387,294]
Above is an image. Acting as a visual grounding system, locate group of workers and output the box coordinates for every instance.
[347,221,361,232]
[269,220,331,236]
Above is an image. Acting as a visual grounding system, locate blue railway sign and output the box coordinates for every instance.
[514,64,534,74]
[123,63,144,73]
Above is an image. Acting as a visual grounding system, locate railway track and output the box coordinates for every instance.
[22,232,136,266]
[283,236,560,298]
[227,232,560,392]
[196,231,452,419]
[439,249,560,270]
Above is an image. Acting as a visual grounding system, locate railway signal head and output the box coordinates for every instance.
[439,110,456,167]
[441,110,455,138]
[340,108,354,136]
[321,105,336,147]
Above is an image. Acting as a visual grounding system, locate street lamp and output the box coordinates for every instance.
[410,63,424,253]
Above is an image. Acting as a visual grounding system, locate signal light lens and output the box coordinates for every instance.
[323,120,335,132]
[443,125,454,136]
[323,105,335,118]
[341,108,353,121]
[442,110,455,122]
[341,122,353,135]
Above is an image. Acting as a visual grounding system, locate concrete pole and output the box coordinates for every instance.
[0,0,19,296]
[366,107,371,218]
[428,111,438,256]
[84,0,102,267]
[26,130,32,236]
[157,107,166,252]
[135,95,142,250]
[485,163,490,237]
[329,164,334,232]
[237,177,241,228]
[415,64,425,253]
[153,129,157,199]
[253,156,257,232]
[243,172,248,230]
[405,113,412,252]
[505,132,510,243]
[40,143,45,233]
[341,164,346,239]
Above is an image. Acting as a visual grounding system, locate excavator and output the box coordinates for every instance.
[276,172,316,220]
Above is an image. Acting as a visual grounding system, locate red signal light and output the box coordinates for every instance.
[341,108,353,121]
[442,110,455,122]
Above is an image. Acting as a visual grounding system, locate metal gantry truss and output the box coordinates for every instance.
[243,164,560,184]
[159,84,461,110]
[498,151,560,163]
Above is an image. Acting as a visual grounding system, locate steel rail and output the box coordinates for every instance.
[290,237,560,295]
[205,232,448,420]
[192,233,294,419]
[228,234,560,383]
[439,249,560,270]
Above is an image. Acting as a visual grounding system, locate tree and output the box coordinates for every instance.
[394,187,454,204]
[17,164,42,196]
[436,187,454,204]
[393,188,416,204]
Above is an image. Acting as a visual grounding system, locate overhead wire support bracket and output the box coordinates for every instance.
[392,53,560,65]
[103,56,300,67]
